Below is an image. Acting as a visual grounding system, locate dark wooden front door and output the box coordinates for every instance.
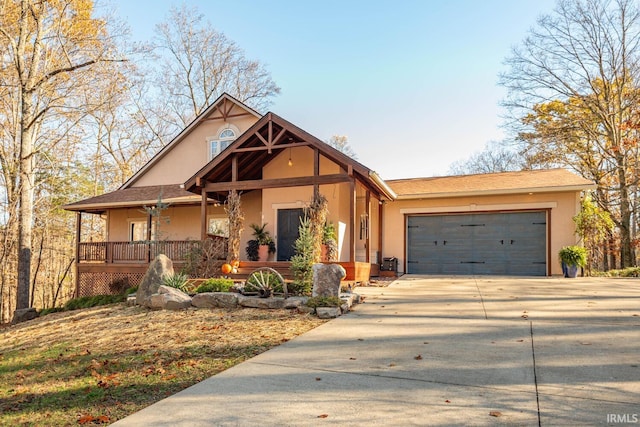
[277,208,304,261]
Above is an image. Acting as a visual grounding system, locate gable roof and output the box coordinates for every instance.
[387,169,595,200]
[121,93,262,189]
[184,112,397,201]
[63,184,201,214]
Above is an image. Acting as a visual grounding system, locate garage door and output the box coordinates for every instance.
[407,211,547,276]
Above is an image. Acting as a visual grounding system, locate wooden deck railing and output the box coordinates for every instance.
[78,237,227,264]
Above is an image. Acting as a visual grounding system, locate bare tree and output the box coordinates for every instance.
[500,0,640,268]
[326,135,358,159]
[153,4,280,134]
[448,141,524,175]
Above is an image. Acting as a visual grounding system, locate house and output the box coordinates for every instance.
[64,93,595,296]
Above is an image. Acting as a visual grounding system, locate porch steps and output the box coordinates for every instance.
[230,261,372,284]
[231,261,294,280]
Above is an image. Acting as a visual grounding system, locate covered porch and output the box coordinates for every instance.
[185,112,396,277]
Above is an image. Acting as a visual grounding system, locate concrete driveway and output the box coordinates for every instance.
[114,276,640,426]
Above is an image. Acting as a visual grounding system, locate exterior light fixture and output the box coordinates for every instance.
[288,148,293,167]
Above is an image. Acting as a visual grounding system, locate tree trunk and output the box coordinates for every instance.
[616,156,634,268]
[16,101,34,310]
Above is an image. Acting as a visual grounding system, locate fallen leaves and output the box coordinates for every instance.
[78,414,110,424]
[489,411,502,417]
[414,354,423,360]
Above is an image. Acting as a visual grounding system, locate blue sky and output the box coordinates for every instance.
[115,0,557,179]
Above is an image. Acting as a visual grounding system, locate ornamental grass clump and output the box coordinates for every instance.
[162,272,189,292]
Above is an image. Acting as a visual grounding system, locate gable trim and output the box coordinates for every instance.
[121,93,262,189]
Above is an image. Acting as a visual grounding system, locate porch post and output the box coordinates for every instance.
[146,212,152,262]
[349,171,356,262]
[313,147,320,197]
[74,211,81,298]
[378,200,384,264]
[200,188,207,240]
[365,190,371,263]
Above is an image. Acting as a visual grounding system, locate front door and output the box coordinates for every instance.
[277,208,304,261]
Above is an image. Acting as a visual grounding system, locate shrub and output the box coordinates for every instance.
[196,278,234,293]
[305,296,343,308]
[290,216,314,295]
[39,307,65,316]
[64,294,126,311]
[596,267,640,277]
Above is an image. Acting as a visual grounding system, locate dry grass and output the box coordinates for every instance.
[0,303,325,426]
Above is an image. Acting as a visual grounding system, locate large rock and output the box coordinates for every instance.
[12,308,38,324]
[191,292,239,309]
[136,254,174,305]
[316,307,341,319]
[312,263,346,297]
[147,285,192,310]
[238,295,286,309]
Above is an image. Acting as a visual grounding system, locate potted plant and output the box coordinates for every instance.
[558,245,587,278]
[246,223,276,261]
[321,222,338,262]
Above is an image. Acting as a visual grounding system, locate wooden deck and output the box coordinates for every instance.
[78,238,226,264]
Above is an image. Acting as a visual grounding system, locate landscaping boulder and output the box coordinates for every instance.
[147,285,192,310]
[312,263,346,297]
[316,306,341,319]
[136,254,174,306]
[191,292,239,309]
[12,308,38,324]
[283,297,307,309]
[238,295,286,309]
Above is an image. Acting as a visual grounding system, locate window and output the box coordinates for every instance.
[208,128,236,160]
[359,214,369,240]
[130,220,147,242]
[208,217,229,237]
[129,219,157,241]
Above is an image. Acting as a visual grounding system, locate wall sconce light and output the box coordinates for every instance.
[288,147,293,167]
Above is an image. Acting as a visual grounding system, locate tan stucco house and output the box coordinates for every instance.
[65,94,595,296]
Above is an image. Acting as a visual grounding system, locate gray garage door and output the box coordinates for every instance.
[407,211,547,276]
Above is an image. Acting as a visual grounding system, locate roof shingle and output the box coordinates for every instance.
[387,169,595,199]
[63,185,202,213]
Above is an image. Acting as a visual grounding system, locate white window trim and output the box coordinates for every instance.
[207,124,240,161]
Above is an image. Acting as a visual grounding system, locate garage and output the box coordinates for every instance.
[407,211,547,276]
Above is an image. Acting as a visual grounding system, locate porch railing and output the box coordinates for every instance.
[78,236,228,263]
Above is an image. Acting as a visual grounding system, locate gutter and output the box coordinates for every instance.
[369,171,397,200]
